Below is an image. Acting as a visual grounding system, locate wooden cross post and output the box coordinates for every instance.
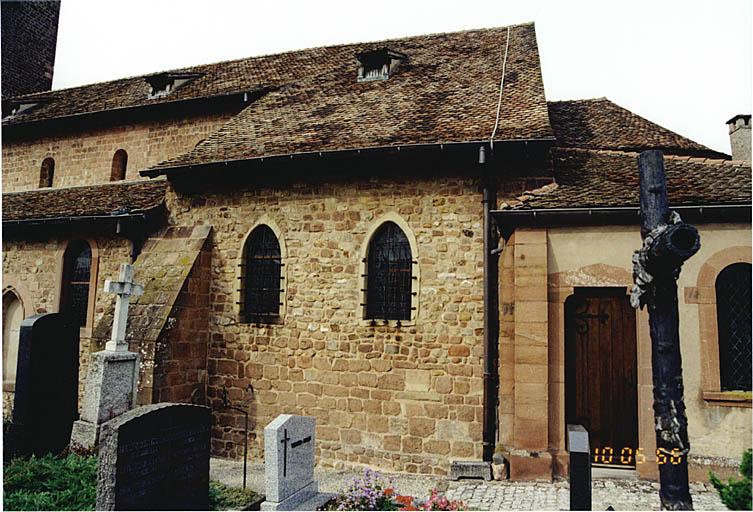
[104,263,144,352]
[632,151,700,510]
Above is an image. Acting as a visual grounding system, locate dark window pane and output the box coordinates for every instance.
[716,263,752,391]
[366,222,412,320]
[67,283,90,327]
[63,241,92,327]
[243,226,281,321]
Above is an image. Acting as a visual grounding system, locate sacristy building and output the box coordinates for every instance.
[2,21,751,481]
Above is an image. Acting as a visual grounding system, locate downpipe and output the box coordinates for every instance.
[480,145,500,462]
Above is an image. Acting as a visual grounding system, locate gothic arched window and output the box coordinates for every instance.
[61,241,93,327]
[111,149,128,181]
[3,290,24,391]
[39,157,54,188]
[241,225,283,322]
[716,262,752,391]
[366,221,413,321]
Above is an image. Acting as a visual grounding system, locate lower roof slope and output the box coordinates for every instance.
[502,147,750,210]
[2,180,166,223]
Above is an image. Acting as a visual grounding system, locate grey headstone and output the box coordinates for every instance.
[96,403,211,511]
[261,414,334,511]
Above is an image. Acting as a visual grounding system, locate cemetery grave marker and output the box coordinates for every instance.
[10,312,79,456]
[96,403,211,511]
[261,414,334,511]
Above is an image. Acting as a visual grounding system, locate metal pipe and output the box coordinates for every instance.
[481,144,500,462]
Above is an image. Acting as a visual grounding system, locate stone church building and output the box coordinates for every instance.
[2,21,751,481]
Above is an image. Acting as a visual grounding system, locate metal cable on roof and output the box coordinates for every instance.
[490,26,512,149]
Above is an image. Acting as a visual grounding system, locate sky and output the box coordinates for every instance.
[52,0,752,154]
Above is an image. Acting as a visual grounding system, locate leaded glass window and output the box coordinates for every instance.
[242,225,282,322]
[716,263,752,391]
[62,241,92,327]
[366,222,413,321]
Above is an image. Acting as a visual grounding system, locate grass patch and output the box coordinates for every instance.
[209,480,261,511]
[3,453,97,511]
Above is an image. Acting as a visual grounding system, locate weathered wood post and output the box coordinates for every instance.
[631,150,700,510]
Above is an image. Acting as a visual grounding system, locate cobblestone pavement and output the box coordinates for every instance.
[445,479,726,511]
[211,458,726,511]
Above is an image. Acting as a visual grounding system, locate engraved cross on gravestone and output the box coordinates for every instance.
[261,415,332,511]
[104,263,144,352]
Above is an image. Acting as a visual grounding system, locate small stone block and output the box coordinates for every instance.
[449,460,492,481]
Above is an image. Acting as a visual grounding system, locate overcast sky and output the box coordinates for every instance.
[52,0,751,154]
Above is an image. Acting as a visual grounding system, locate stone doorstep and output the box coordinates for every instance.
[449,460,492,481]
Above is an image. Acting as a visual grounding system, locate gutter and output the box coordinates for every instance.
[2,88,268,132]
[491,204,751,228]
[140,137,557,178]
[2,210,152,228]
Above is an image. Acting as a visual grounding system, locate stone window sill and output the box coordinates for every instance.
[702,391,752,408]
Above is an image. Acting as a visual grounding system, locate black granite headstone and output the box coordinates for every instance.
[96,403,211,511]
[11,313,79,456]
[568,424,591,511]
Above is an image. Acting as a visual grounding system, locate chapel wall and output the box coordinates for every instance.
[166,172,487,475]
[545,223,752,479]
[1,235,132,409]
[1,111,235,192]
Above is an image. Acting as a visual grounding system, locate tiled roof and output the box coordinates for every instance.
[143,23,552,172]
[548,98,728,159]
[501,148,751,210]
[5,24,552,169]
[2,180,166,222]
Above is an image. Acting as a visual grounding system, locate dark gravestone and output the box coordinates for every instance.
[97,403,211,511]
[11,313,79,456]
[568,424,591,511]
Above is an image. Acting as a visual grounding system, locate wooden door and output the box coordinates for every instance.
[565,289,638,468]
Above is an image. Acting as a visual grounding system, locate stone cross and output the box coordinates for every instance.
[104,263,143,352]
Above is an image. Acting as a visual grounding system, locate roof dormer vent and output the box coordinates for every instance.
[356,48,407,82]
[2,96,51,120]
[145,72,204,99]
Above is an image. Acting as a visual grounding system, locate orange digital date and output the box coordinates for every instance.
[592,447,684,465]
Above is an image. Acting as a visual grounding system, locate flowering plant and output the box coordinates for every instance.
[333,469,398,511]
[322,469,466,511]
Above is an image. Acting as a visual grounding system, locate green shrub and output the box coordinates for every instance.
[208,480,260,511]
[709,449,752,511]
[3,453,97,511]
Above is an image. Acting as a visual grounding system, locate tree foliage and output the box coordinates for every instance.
[709,449,752,511]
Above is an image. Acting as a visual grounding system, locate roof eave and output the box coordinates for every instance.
[141,136,558,178]
[1,88,267,131]
[2,204,164,228]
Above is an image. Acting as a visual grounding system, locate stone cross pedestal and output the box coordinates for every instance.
[70,263,143,451]
[261,414,334,511]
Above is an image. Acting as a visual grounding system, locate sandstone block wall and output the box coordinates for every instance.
[2,111,236,192]
[167,171,486,475]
